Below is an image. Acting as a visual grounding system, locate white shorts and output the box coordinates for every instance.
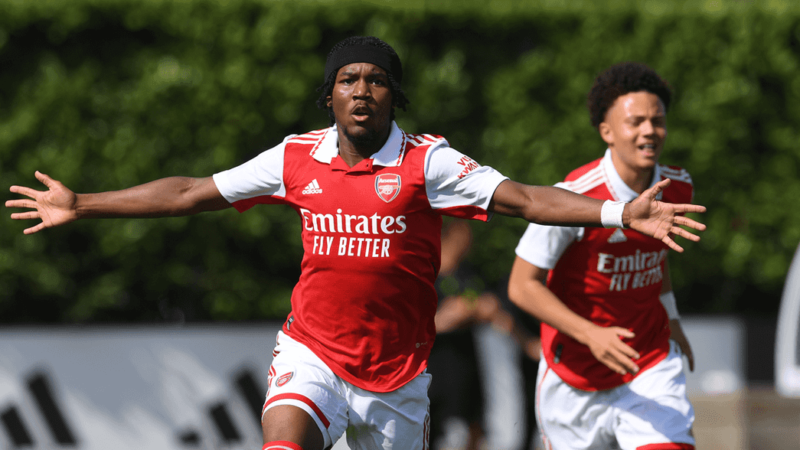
[262,331,432,450]
[536,341,695,450]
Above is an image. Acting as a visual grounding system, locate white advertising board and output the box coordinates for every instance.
[0,325,282,450]
[776,244,800,397]
[0,317,747,449]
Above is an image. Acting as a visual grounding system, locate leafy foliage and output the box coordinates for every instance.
[1,0,797,322]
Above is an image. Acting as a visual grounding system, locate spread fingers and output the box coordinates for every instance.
[661,235,685,253]
[6,199,39,210]
[674,215,706,231]
[8,185,42,199]
[670,226,701,242]
[11,211,41,220]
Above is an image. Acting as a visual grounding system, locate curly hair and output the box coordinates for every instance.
[316,36,410,126]
[587,62,672,129]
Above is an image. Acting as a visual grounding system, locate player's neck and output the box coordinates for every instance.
[618,166,654,194]
[337,126,390,168]
[608,151,655,194]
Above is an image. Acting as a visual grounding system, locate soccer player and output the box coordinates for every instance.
[508,62,697,450]
[6,39,704,450]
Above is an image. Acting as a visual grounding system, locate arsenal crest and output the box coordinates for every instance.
[375,174,401,203]
[276,371,294,387]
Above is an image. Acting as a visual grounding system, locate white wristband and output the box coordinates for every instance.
[660,291,680,320]
[601,200,626,228]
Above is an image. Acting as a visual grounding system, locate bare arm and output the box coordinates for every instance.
[490,181,606,227]
[489,178,707,252]
[6,171,230,234]
[661,262,695,371]
[507,256,642,375]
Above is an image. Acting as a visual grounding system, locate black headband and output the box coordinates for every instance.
[324,44,403,84]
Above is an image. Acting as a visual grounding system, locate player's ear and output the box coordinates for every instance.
[599,122,614,146]
[326,96,332,108]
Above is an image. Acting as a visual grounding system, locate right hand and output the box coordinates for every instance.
[6,171,78,234]
[627,179,707,253]
[583,325,641,375]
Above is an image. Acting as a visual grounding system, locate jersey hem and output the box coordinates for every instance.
[546,345,670,392]
[231,195,288,212]
[286,328,428,393]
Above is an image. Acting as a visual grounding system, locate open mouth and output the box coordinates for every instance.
[351,105,372,121]
[638,143,658,152]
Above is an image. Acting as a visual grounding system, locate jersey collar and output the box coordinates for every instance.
[602,149,662,202]
[311,121,407,167]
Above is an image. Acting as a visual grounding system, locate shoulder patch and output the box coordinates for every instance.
[561,163,604,194]
[287,128,331,160]
[564,158,603,182]
[659,164,693,185]
[288,128,328,146]
[407,133,448,148]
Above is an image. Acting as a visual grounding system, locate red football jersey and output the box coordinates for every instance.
[213,122,507,392]
[515,150,693,391]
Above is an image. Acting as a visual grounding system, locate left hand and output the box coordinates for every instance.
[627,179,707,252]
[669,319,695,372]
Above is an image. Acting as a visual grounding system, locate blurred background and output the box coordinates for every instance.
[1,0,800,448]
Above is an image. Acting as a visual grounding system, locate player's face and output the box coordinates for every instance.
[327,63,394,145]
[599,91,667,175]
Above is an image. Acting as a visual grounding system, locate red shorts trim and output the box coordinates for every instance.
[263,441,303,450]
[264,393,331,428]
[636,444,695,450]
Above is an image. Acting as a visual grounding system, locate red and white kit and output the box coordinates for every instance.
[515,150,695,449]
[213,122,506,448]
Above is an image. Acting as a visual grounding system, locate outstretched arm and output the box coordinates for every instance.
[489,178,706,252]
[6,171,230,234]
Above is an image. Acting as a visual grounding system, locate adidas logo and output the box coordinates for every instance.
[607,228,627,243]
[302,179,323,195]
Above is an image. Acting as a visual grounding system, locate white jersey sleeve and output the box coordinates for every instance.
[514,183,583,270]
[212,136,293,204]
[424,142,508,219]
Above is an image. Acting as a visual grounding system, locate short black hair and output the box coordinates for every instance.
[316,36,410,126]
[587,62,672,129]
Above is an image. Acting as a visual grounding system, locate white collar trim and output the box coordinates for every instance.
[311,121,406,167]
[601,149,661,202]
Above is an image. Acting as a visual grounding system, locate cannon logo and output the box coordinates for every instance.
[375,174,401,203]
[275,372,293,387]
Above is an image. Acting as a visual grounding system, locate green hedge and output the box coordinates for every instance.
[1,0,798,322]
